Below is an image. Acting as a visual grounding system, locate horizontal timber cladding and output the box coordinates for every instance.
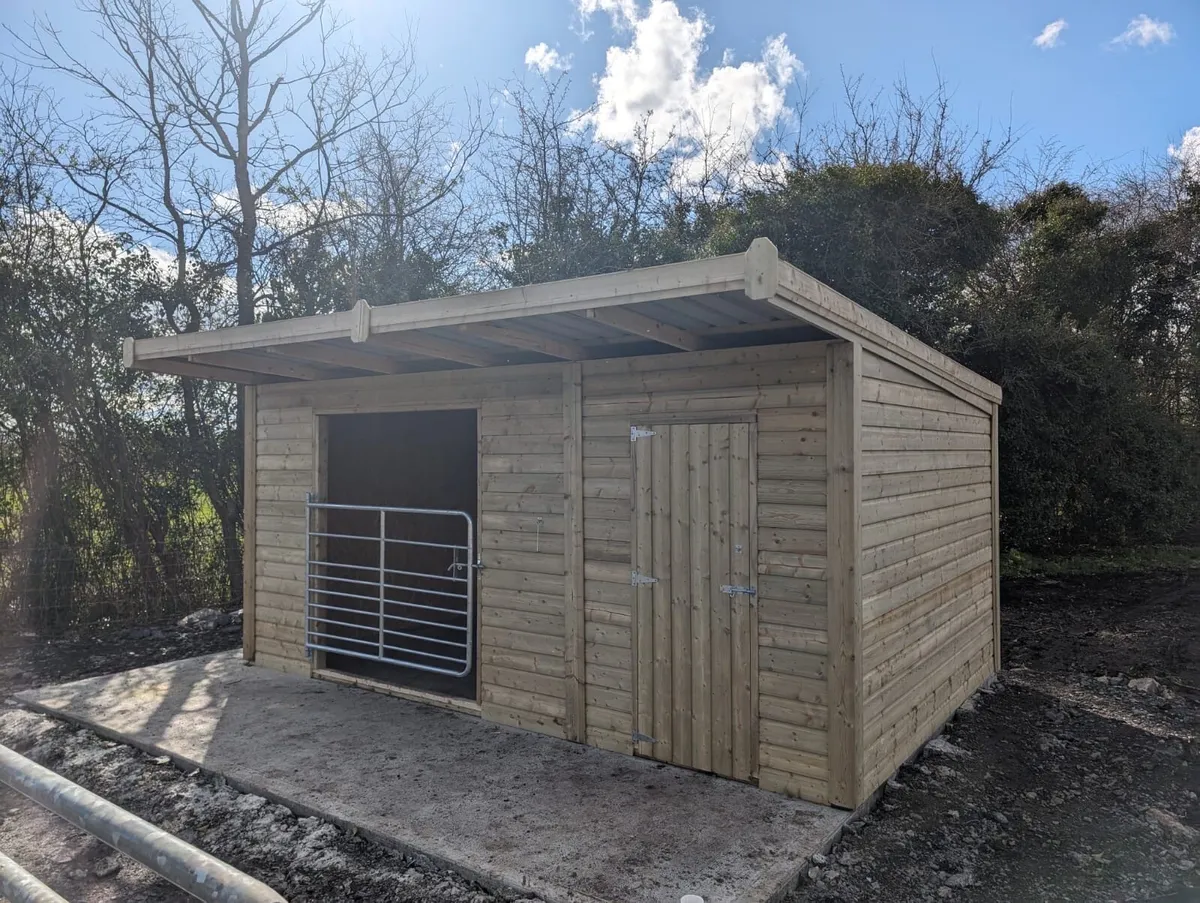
[858,349,997,794]
[252,363,569,737]
[579,341,832,798]
[252,400,316,676]
[244,338,1000,810]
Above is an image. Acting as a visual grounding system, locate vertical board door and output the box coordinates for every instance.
[632,421,757,781]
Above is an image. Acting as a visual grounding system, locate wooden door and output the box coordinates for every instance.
[632,421,757,781]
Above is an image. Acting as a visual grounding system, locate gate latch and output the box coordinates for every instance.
[631,570,659,586]
[720,584,757,596]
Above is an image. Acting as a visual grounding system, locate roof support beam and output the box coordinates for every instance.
[192,350,346,381]
[131,357,279,384]
[581,307,702,351]
[369,332,504,368]
[264,342,413,375]
[456,322,589,361]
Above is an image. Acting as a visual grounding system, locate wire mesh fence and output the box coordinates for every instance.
[0,523,232,643]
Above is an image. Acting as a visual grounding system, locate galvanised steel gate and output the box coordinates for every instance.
[304,498,476,678]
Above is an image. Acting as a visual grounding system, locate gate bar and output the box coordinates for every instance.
[0,744,287,903]
[305,498,476,678]
[0,849,69,903]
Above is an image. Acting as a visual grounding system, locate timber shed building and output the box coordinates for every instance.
[123,238,1002,810]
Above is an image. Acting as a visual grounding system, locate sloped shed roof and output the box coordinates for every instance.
[123,238,1001,408]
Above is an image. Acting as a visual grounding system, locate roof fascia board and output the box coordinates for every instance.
[367,256,744,334]
[765,293,994,414]
[128,253,746,364]
[742,237,1000,406]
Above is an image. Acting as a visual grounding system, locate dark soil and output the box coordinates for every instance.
[0,613,242,699]
[0,574,1197,902]
[791,572,1200,903]
[1003,571,1200,692]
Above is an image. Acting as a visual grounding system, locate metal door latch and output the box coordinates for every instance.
[720,584,757,596]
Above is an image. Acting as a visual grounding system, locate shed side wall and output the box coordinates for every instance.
[579,342,831,801]
[859,349,996,791]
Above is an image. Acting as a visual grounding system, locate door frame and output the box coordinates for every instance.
[628,415,759,782]
[309,404,485,713]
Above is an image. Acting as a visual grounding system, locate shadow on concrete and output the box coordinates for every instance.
[17,652,849,903]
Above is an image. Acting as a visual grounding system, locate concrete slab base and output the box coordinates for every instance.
[15,652,850,903]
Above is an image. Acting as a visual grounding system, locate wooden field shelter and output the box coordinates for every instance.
[123,239,1002,809]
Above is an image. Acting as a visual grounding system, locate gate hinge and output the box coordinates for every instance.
[720,584,757,596]
[632,730,656,744]
[631,570,658,586]
[630,426,656,441]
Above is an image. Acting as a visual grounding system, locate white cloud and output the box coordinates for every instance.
[525,42,572,74]
[576,0,638,30]
[1033,19,1067,49]
[579,0,801,185]
[1169,126,1200,173]
[1110,14,1174,47]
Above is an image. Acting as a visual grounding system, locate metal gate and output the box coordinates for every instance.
[304,498,477,678]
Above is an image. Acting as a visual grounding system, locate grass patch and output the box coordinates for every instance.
[1001,545,1200,578]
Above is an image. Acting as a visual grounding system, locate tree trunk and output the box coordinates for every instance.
[181,377,242,607]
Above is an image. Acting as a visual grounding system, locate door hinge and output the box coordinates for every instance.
[630,426,656,441]
[631,570,659,586]
[631,730,656,744]
[720,584,757,596]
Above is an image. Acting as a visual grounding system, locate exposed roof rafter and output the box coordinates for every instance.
[193,350,346,381]
[581,307,702,351]
[368,332,504,368]
[265,342,413,375]
[456,322,589,361]
[129,355,278,384]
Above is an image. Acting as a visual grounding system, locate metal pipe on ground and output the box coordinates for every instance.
[0,849,70,903]
[0,743,287,903]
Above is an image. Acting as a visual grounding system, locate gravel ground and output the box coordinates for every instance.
[0,576,1197,902]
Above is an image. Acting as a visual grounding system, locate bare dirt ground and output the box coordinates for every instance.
[791,572,1200,903]
[0,575,1196,902]
[0,610,243,699]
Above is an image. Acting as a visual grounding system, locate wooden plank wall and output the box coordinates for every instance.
[252,400,315,676]
[250,365,568,737]
[859,349,997,793]
[247,345,847,804]
[577,342,831,801]
[477,381,568,737]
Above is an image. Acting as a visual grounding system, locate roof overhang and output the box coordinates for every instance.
[123,239,1001,408]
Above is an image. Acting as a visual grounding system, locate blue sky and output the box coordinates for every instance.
[6,0,1197,185]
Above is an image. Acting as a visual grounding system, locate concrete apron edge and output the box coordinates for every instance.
[10,695,607,903]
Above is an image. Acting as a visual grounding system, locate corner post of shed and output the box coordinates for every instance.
[242,384,257,663]
[562,362,586,742]
[990,402,1001,672]
[826,339,863,809]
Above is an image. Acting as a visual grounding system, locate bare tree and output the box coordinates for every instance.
[790,70,1018,191]
[11,0,435,327]
[9,0,478,602]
